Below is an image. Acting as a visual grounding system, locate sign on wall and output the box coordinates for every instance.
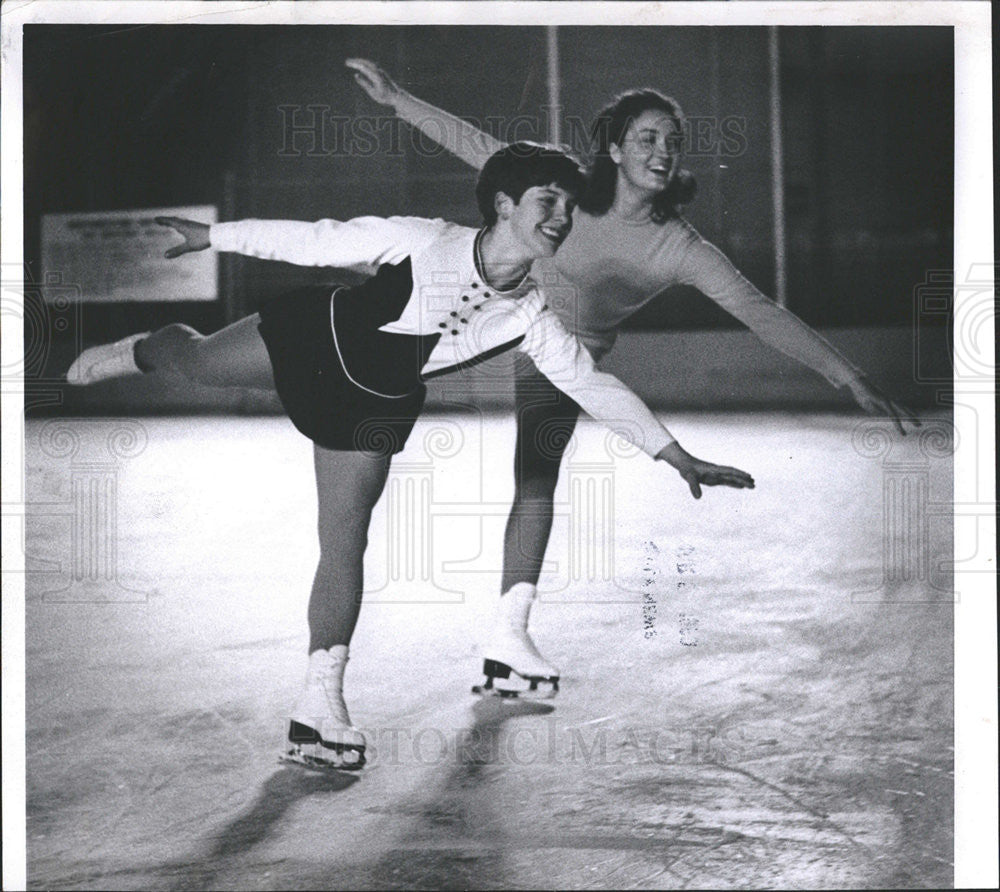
[41,206,219,302]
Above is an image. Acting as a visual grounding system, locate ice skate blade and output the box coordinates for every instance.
[472,683,525,699]
[472,660,559,700]
[280,746,365,772]
[471,683,558,700]
[284,720,366,770]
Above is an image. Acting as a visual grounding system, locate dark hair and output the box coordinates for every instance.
[582,88,697,223]
[476,141,586,226]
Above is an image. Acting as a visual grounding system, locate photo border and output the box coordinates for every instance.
[2,3,994,889]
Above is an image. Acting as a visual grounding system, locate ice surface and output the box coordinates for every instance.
[22,413,953,889]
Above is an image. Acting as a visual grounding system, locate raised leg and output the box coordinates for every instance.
[134,314,276,390]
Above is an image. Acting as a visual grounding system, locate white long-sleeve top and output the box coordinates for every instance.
[210,216,676,457]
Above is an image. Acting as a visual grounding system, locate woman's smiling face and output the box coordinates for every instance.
[505,182,576,258]
[610,108,684,196]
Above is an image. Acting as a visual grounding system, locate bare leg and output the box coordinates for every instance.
[308,444,392,653]
[500,353,579,594]
[134,315,275,390]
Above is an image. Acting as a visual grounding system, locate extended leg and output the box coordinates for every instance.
[135,315,276,389]
[68,315,275,390]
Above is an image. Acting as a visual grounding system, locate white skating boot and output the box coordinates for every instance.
[67,332,150,385]
[474,582,560,699]
[282,645,366,770]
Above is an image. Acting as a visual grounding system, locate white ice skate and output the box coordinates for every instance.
[473,583,560,699]
[281,645,366,771]
[66,332,149,385]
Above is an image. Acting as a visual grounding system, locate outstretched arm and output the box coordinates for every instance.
[523,304,754,499]
[677,236,919,435]
[346,58,504,172]
[157,215,446,271]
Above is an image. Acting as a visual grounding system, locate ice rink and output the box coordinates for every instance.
[22,411,953,889]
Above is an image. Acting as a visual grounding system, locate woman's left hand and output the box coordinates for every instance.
[845,376,920,436]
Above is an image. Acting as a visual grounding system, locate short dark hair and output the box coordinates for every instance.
[476,141,585,226]
[583,88,697,223]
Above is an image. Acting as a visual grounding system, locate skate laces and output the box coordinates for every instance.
[307,653,353,726]
[320,680,352,726]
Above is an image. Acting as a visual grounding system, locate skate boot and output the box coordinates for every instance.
[67,332,150,385]
[281,645,366,771]
[473,582,560,699]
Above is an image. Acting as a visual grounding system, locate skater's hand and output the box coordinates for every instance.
[656,442,755,500]
[346,58,404,107]
[156,217,211,258]
[844,376,920,436]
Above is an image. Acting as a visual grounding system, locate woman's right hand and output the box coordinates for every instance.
[155,217,210,258]
[345,58,403,107]
[655,441,756,500]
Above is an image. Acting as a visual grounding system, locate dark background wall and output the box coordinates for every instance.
[22,24,953,410]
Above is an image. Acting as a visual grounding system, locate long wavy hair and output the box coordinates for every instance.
[581,88,697,223]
